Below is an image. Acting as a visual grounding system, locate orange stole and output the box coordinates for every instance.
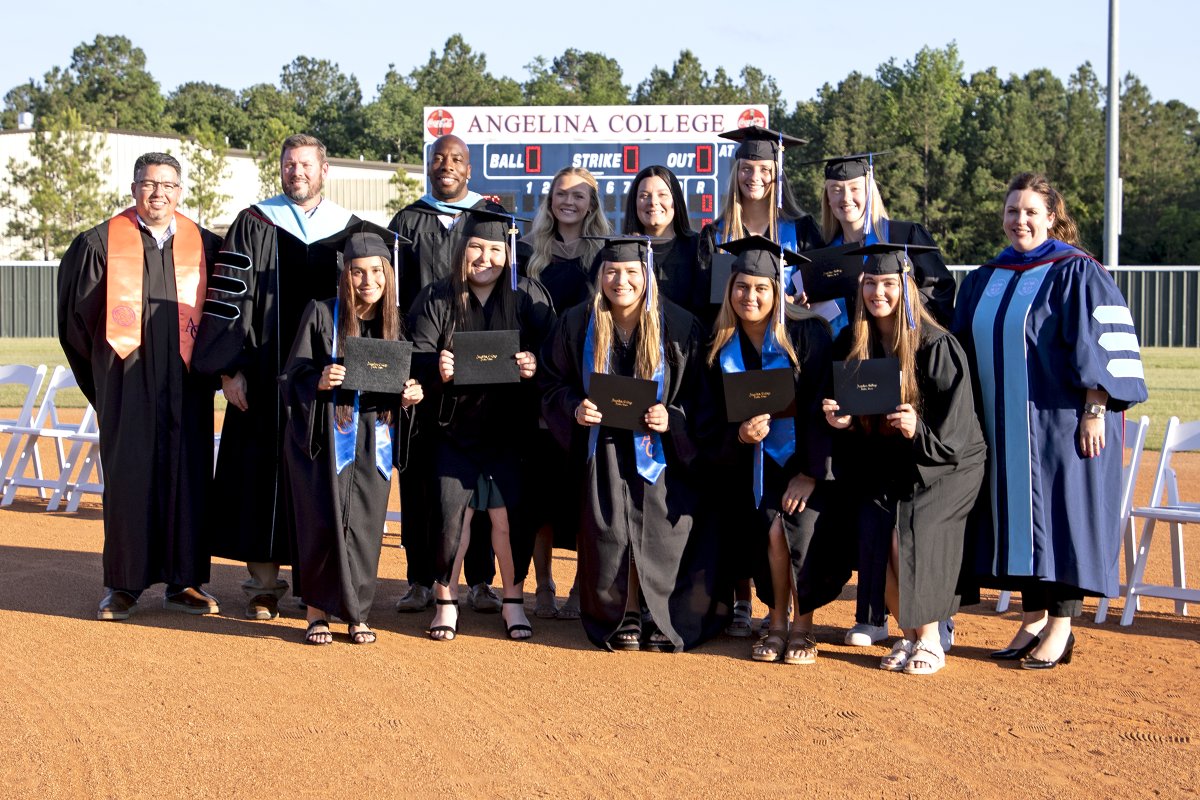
[105,209,207,366]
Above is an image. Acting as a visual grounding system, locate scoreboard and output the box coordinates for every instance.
[422,105,770,231]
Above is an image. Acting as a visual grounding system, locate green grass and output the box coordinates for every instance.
[1,338,1193,446]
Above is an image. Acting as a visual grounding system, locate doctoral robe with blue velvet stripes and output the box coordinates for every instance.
[954,240,1148,597]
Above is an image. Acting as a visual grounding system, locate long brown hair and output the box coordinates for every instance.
[845,271,944,428]
[1005,172,1082,247]
[706,274,800,369]
[820,173,890,243]
[525,167,610,278]
[335,255,401,426]
[447,234,518,344]
[589,262,662,379]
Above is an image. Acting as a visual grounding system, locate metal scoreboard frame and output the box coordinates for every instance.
[422,104,770,231]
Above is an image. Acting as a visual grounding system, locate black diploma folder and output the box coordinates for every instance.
[798,244,863,302]
[833,357,902,416]
[341,338,412,394]
[588,373,658,431]
[722,368,796,422]
[709,253,735,305]
[453,329,520,386]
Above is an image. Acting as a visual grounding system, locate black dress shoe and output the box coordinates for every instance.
[1021,633,1075,670]
[98,589,138,621]
[990,634,1042,660]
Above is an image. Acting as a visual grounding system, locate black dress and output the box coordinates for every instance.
[409,277,556,585]
[702,311,848,615]
[539,300,723,650]
[281,300,413,623]
[829,326,986,629]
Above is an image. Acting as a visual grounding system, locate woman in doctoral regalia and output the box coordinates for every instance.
[697,126,824,637]
[540,235,721,652]
[411,208,556,642]
[703,235,842,664]
[953,173,1147,670]
[281,224,423,645]
[822,243,985,675]
[515,166,610,620]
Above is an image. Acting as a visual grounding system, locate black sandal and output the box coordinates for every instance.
[349,623,377,645]
[502,597,533,640]
[304,618,332,646]
[428,598,458,641]
[609,610,642,651]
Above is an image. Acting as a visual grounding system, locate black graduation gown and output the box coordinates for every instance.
[649,230,705,318]
[58,219,221,591]
[829,326,986,629]
[702,312,849,614]
[409,277,556,585]
[515,236,602,314]
[281,300,412,624]
[193,206,358,564]
[540,300,722,651]
[389,197,508,313]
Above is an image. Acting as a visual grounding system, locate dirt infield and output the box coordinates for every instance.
[2,414,1198,799]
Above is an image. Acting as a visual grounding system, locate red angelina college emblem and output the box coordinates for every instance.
[426,109,455,137]
[111,305,136,327]
[737,108,767,129]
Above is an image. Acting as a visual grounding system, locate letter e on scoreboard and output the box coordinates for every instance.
[622,145,639,174]
[525,145,542,174]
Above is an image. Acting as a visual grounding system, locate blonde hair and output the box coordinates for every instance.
[845,271,944,424]
[820,174,889,243]
[706,275,800,368]
[526,167,610,278]
[717,158,780,242]
[590,263,662,380]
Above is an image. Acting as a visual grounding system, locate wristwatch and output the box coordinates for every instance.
[1083,402,1107,418]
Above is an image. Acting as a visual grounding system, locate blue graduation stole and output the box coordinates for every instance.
[582,312,667,484]
[719,328,795,508]
[418,191,484,216]
[331,303,392,478]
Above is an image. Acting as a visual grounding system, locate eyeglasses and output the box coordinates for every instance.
[135,180,181,193]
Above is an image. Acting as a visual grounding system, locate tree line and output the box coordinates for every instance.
[3,34,1197,264]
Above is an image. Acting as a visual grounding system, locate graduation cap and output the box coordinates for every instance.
[719,126,807,212]
[314,219,410,265]
[801,151,892,239]
[718,235,810,324]
[585,234,668,312]
[843,242,939,329]
[447,206,531,290]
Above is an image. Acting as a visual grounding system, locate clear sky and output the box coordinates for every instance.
[2,0,1195,112]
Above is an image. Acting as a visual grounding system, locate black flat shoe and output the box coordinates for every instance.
[989,634,1042,660]
[1021,633,1075,670]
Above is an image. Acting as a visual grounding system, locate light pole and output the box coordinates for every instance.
[1104,0,1121,268]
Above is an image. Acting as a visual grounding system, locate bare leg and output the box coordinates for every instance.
[1005,609,1049,650]
[430,509,471,640]
[766,519,791,633]
[1027,615,1072,661]
[304,603,332,645]
[533,525,554,592]
[491,506,531,640]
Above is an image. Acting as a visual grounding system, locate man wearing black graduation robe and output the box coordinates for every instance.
[387,133,504,612]
[58,152,222,620]
[193,134,358,620]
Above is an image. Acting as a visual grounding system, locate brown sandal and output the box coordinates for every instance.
[783,632,818,665]
[752,630,788,662]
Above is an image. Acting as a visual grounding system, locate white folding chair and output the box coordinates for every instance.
[996,415,1151,618]
[0,363,48,493]
[1121,416,1200,625]
[1095,415,1151,622]
[0,366,84,507]
[46,403,104,512]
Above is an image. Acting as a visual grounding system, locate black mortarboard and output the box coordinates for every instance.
[843,242,938,275]
[718,234,810,279]
[314,219,409,263]
[719,125,807,161]
[801,151,892,181]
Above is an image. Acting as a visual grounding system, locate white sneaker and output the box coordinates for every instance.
[845,622,888,646]
[939,618,955,652]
